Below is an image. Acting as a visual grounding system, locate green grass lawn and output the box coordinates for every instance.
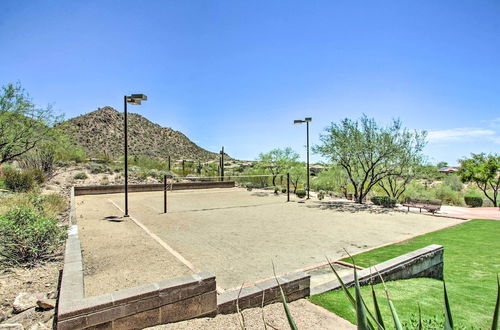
[310,220,500,328]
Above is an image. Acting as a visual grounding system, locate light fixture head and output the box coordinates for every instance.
[131,94,147,101]
[127,98,141,105]
[294,120,303,125]
[305,117,312,122]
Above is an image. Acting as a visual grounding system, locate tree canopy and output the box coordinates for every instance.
[314,115,427,203]
[459,153,499,207]
[0,82,60,164]
[256,147,300,186]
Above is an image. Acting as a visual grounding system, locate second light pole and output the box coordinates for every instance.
[124,93,147,217]
[293,117,312,199]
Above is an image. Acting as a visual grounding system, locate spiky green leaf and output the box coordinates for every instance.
[371,283,385,329]
[443,281,454,330]
[492,275,499,330]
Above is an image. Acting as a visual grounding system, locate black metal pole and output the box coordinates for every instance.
[287,172,290,202]
[182,160,185,176]
[168,156,171,171]
[124,95,129,217]
[306,121,310,199]
[221,146,224,182]
[163,174,167,213]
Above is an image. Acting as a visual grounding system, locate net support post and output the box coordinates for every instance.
[287,173,290,202]
[163,174,167,213]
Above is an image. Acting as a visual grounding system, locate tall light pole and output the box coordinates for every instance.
[124,93,147,217]
[294,117,312,199]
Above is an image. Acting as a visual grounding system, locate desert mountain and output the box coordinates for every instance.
[62,106,221,161]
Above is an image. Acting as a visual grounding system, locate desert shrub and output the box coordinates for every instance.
[0,207,66,266]
[296,189,306,198]
[464,194,483,207]
[281,187,287,193]
[371,196,385,205]
[0,192,66,218]
[273,186,279,194]
[3,167,36,192]
[73,172,88,180]
[317,190,325,200]
[443,174,463,191]
[100,176,110,185]
[435,184,463,206]
[85,162,111,174]
[18,149,55,180]
[380,196,397,208]
[0,178,5,190]
[27,168,46,184]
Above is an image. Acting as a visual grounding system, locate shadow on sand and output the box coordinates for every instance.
[305,200,404,214]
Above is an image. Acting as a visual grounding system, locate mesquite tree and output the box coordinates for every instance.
[314,115,427,203]
[256,147,299,186]
[0,83,59,165]
[459,153,499,207]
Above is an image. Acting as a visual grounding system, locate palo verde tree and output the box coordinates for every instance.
[256,147,299,186]
[314,115,427,203]
[0,82,60,165]
[459,153,500,207]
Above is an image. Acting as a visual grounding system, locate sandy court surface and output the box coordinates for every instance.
[76,195,193,297]
[148,299,356,329]
[77,188,461,294]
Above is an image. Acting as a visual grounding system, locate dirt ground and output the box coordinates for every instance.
[77,188,461,296]
[0,260,61,327]
[148,299,356,330]
[76,196,193,297]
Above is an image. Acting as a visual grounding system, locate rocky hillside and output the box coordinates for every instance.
[61,107,221,161]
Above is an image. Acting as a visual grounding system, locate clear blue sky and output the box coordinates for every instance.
[1,0,499,165]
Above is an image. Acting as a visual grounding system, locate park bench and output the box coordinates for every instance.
[402,197,442,214]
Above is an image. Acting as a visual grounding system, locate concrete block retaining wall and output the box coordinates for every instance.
[311,244,444,295]
[217,272,310,314]
[73,181,235,196]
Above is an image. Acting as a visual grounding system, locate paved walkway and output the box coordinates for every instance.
[399,205,500,220]
[439,206,500,220]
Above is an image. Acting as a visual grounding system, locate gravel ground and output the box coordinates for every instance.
[148,299,356,330]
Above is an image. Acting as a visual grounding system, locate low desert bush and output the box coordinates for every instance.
[273,186,279,194]
[0,192,67,218]
[296,189,306,198]
[464,194,483,207]
[281,187,287,193]
[435,185,463,206]
[3,167,36,192]
[0,207,67,266]
[443,174,464,192]
[73,172,88,180]
[380,196,397,208]
[371,195,385,205]
[317,190,325,200]
[85,162,111,174]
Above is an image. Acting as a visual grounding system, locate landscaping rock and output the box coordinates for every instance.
[0,324,24,330]
[6,308,36,324]
[13,293,46,313]
[36,299,55,310]
[28,323,49,330]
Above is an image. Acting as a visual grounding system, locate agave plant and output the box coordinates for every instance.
[245,262,499,329]
[325,256,500,330]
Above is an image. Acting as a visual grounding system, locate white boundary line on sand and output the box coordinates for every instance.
[107,199,219,290]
